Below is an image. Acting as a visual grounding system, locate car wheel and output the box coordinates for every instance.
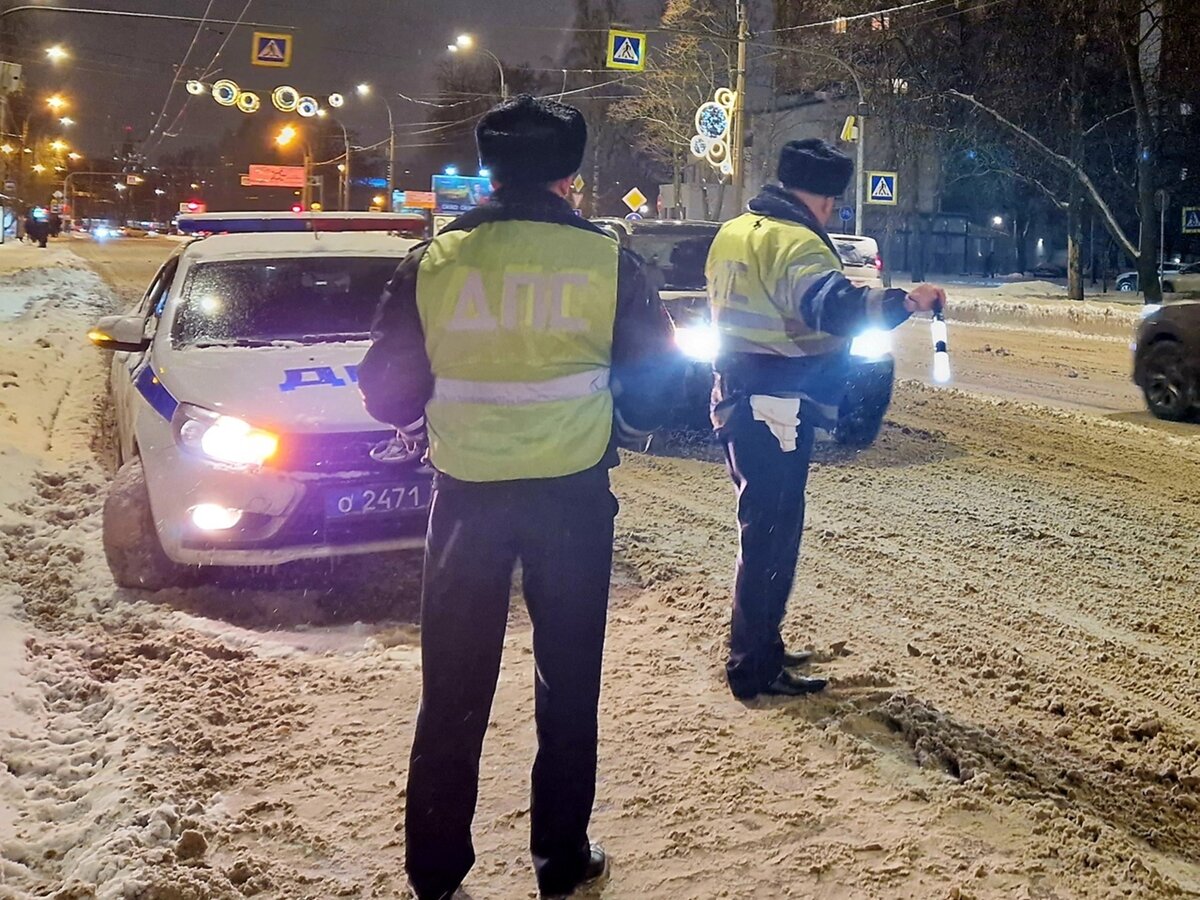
[1118,280,1135,292]
[1140,341,1196,422]
[835,364,894,447]
[103,457,198,590]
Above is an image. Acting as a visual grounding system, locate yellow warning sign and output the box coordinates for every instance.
[622,186,647,211]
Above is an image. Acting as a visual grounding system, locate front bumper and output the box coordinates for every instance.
[142,430,431,567]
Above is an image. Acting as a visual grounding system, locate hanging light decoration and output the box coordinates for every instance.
[236,91,261,114]
[272,85,300,113]
[212,79,240,107]
[327,93,345,108]
[690,87,737,177]
[296,95,320,118]
[186,80,206,96]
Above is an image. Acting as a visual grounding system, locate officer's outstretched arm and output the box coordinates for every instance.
[359,244,435,431]
[611,248,680,440]
[789,262,912,337]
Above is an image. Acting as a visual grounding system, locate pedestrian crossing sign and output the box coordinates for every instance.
[607,29,646,71]
[866,171,898,205]
[252,32,292,68]
[1183,207,1200,234]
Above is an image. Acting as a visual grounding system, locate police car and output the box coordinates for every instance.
[89,212,432,589]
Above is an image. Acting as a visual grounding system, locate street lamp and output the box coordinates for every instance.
[67,152,81,161]
[447,34,507,100]
[275,125,298,147]
[45,44,68,63]
[992,215,1004,227]
[0,144,12,155]
[46,94,68,112]
[50,139,68,153]
[59,117,74,127]
[353,83,396,199]
[31,163,45,173]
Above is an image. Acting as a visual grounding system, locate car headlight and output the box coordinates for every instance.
[1140,304,1162,319]
[675,323,720,363]
[173,404,279,466]
[849,327,892,360]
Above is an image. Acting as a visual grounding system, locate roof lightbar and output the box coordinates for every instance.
[177,211,428,235]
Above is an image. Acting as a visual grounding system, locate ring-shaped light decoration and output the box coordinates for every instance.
[695,101,730,141]
[212,79,240,107]
[689,134,710,159]
[236,91,261,114]
[327,92,345,108]
[296,95,320,118]
[720,159,734,176]
[714,87,736,109]
[272,85,299,113]
[186,80,206,96]
[706,139,728,165]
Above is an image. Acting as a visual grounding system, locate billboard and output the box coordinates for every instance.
[247,164,306,188]
[431,175,492,214]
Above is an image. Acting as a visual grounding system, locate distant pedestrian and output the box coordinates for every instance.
[49,212,62,239]
[984,250,995,279]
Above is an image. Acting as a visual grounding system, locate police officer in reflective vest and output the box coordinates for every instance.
[706,138,946,700]
[358,95,675,899]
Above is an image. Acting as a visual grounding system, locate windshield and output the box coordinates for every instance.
[627,229,717,291]
[172,256,399,347]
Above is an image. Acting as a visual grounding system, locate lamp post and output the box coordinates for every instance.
[356,83,396,202]
[318,109,351,209]
[276,125,312,209]
[448,34,507,100]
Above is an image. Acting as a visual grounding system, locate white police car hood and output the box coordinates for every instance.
[158,341,379,433]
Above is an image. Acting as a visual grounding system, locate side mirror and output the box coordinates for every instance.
[88,315,150,352]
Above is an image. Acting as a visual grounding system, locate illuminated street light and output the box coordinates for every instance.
[46,94,68,112]
[446,34,506,99]
[59,117,74,127]
[337,163,346,173]
[68,152,82,161]
[45,45,68,63]
[372,194,385,206]
[50,139,68,153]
[992,215,1004,227]
[114,183,127,192]
[356,83,371,96]
[31,163,46,173]
[275,125,298,147]
[0,144,12,155]
[154,188,166,196]
[317,108,328,118]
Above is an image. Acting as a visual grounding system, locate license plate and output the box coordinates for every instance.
[325,483,430,518]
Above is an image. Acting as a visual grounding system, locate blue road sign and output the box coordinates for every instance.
[866,171,898,205]
[1183,207,1200,235]
[607,29,647,71]
[625,212,643,221]
[252,32,292,68]
[839,206,854,222]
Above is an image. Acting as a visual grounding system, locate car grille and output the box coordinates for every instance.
[273,429,426,476]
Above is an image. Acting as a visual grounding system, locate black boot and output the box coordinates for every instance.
[781,649,814,668]
[540,844,609,898]
[760,669,827,696]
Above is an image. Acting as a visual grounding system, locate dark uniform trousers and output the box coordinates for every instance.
[405,466,617,900]
[718,399,817,698]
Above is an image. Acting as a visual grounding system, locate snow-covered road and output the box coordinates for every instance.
[2,242,1198,899]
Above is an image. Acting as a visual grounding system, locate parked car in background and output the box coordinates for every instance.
[1132,300,1200,421]
[1115,263,1200,293]
[593,217,896,445]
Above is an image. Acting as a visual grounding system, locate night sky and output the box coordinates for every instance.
[8,0,660,164]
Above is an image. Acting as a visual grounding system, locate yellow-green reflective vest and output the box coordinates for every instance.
[706,213,847,358]
[415,220,619,482]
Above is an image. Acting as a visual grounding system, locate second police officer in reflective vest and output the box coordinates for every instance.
[706,138,946,700]
[358,95,676,899]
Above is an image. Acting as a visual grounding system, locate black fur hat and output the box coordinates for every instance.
[476,94,588,185]
[777,138,854,197]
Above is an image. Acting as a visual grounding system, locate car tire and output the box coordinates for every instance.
[835,364,894,447]
[1140,341,1196,422]
[103,457,198,590]
[1118,280,1135,292]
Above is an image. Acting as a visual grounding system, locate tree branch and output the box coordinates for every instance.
[947,89,1136,258]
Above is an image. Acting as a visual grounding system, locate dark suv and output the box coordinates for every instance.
[594,217,896,445]
[1133,301,1200,421]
